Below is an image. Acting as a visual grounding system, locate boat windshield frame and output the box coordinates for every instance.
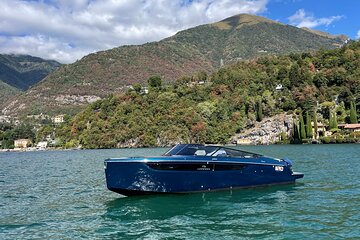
[163,144,262,158]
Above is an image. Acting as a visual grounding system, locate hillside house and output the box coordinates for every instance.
[14,139,31,148]
[27,113,49,120]
[338,124,360,132]
[52,115,65,124]
[140,87,149,95]
[312,122,326,138]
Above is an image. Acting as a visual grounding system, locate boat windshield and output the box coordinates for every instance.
[163,144,261,158]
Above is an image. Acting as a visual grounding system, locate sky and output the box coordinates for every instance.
[0,0,359,63]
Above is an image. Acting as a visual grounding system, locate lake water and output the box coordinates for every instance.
[1,144,359,239]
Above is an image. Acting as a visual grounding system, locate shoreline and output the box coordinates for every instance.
[1,142,358,153]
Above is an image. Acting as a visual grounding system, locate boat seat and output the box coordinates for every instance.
[194,150,206,156]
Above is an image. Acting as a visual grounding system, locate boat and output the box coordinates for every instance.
[104,144,304,196]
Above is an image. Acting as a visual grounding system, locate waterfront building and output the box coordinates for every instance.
[14,139,31,148]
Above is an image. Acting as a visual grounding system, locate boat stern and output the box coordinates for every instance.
[292,172,304,179]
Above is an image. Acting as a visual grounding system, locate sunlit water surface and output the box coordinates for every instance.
[1,144,359,239]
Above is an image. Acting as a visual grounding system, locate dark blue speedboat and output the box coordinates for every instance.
[104,144,303,196]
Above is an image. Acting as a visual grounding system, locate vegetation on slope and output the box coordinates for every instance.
[171,14,346,66]
[2,14,347,116]
[0,81,20,108]
[54,41,360,148]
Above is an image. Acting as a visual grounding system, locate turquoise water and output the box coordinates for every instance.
[1,145,359,239]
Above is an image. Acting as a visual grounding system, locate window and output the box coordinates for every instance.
[163,144,261,158]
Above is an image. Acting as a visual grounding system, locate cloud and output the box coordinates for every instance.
[288,9,343,29]
[0,0,268,63]
[357,30,360,39]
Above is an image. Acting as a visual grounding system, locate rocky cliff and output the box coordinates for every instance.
[232,114,294,145]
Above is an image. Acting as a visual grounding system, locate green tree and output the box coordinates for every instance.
[147,75,162,89]
[1,139,14,149]
[36,125,53,142]
[256,101,263,122]
[306,111,313,139]
[291,120,301,143]
[132,83,142,93]
[313,72,328,88]
[313,110,318,139]
[289,63,300,88]
[334,112,338,129]
[329,111,338,130]
[299,113,306,140]
[12,124,35,142]
[195,71,208,82]
[350,101,358,123]
[277,67,288,81]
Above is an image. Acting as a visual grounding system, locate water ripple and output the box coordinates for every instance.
[1,145,359,239]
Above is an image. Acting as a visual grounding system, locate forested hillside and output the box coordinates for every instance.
[55,41,360,148]
[2,14,346,117]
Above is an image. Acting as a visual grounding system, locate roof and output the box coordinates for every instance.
[343,123,360,129]
[14,139,31,142]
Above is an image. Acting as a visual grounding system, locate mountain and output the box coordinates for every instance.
[1,14,347,117]
[171,14,346,64]
[0,54,61,91]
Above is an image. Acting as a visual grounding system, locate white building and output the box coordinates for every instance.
[36,141,48,149]
[275,84,283,90]
[140,87,149,95]
[14,139,31,148]
[52,115,65,124]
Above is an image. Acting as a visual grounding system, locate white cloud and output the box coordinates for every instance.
[357,30,360,39]
[0,0,268,63]
[288,9,343,29]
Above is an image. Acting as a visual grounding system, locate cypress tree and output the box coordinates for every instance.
[313,111,318,139]
[329,111,333,129]
[256,101,263,122]
[329,111,338,129]
[350,101,358,123]
[296,121,301,141]
[292,120,300,143]
[299,113,306,140]
[306,111,313,139]
[293,121,299,140]
[291,120,296,142]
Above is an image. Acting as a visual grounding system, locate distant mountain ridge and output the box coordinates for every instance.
[0,54,61,90]
[0,54,61,110]
[301,27,348,41]
[1,14,348,117]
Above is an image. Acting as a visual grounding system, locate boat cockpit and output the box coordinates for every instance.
[163,144,261,158]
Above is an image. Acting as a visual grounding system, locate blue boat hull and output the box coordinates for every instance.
[104,158,302,196]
